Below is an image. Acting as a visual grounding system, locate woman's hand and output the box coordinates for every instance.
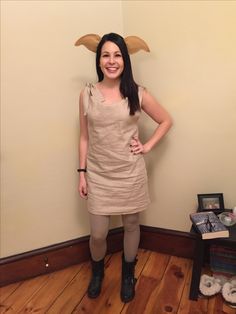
[79,174,88,199]
[130,136,150,155]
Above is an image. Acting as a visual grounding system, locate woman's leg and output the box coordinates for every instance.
[120,213,140,303]
[122,213,140,262]
[89,213,110,261]
[87,213,110,298]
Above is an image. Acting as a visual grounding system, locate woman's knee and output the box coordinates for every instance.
[90,231,107,244]
[89,214,109,243]
[122,214,140,232]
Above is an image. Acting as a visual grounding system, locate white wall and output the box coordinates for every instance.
[122,1,236,229]
[1,0,123,257]
[1,0,236,258]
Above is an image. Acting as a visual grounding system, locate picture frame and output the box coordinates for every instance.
[197,193,225,213]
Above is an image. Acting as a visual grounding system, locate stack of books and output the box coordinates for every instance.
[190,211,229,240]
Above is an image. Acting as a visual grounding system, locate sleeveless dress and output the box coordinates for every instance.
[83,83,150,215]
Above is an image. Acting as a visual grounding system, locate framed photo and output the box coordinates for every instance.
[197,193,225,213]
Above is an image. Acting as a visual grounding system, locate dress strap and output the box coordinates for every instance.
[138,86,145,106]
[82,83,93,116]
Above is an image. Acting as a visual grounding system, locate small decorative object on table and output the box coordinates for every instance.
[218,212,236,227]
[233,207,236,216]
[190,211,229,240]
[197,193,225,214]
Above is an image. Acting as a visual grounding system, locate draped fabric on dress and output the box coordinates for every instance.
[83,83,150,215]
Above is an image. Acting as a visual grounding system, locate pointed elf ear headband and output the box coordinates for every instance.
[74,33,150,54]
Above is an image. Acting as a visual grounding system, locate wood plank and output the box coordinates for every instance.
[72,249,151,314]
[222,302,236,314]
[122,251,170,314]
[18,264,82,312]
[72,252,123,314]
[208,293,236,314]
[0,274,50,313]
[47,255,112,313]
[3,250,233,313]
[144,256,191,314]
[0,282,21,303]
[47,262,90,313]
[177,262,208,314]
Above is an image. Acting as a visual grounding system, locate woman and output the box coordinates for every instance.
[77,33,172,303]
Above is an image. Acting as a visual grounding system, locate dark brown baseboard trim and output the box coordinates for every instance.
[140,225,196,259]
[0,227,123,287]
[0,226,196,287]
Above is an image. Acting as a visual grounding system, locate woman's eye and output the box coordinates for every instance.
[101,54,122,58]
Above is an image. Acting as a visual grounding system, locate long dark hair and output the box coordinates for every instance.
[96,33,140,115]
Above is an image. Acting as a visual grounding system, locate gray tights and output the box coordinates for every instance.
[89,213,140,262]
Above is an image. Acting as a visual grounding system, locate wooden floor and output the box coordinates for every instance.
[0,249,235,314]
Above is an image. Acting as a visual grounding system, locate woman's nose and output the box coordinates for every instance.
[108,56,115,64]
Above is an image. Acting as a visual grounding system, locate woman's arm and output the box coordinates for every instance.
[130,89,172,154]
[79,90,89,199]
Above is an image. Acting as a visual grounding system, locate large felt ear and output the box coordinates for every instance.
[74,34,101,52]
[124,36,150,54]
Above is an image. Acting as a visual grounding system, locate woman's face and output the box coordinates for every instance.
[99,41,124,80]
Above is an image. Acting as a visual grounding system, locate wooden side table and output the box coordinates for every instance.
[189,224,236,300]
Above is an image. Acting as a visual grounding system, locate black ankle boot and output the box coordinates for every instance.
[120,254,137,303]
[87,258,104,298]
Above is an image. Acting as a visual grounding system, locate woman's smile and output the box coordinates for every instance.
[106,66,119,73]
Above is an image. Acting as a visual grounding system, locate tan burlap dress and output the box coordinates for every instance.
[83,83,150,215]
